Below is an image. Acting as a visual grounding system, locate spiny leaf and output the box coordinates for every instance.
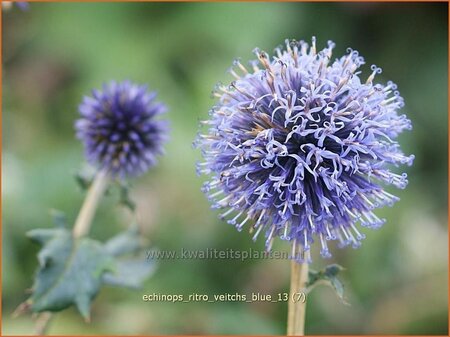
[328,276,345,303]
[102,225,155,289]
[323,264,344,278]
[102,259,155,289]
[117,182,136,212]
[74,171,94,191]
[27,228,64,245]
[49,209,68,228]
[104,225,141,257]
[24,226,156,319]
[26,228,114,320]
[307,264,347,304]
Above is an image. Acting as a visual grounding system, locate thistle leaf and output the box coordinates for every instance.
[307,264,347,304]
[74,171,94,191]
[24,226,155,319]
[102,259,155,289]
[328,275,345,302]
[103,225,141,257]
[49,209,68,228]
[27,228,114,320]
[102,225,155,288]
[117,182,136,212]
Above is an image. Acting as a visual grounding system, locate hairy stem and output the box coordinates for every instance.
[287,259,309,336]
[72,169,109,238]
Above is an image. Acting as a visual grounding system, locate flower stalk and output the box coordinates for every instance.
[287,259,309,336]
[72,169,109,238]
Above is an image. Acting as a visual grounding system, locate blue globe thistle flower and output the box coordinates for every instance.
[196,38,414,262]
[75,80,169,178]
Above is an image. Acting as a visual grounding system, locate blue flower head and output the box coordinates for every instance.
[75,80,169,178]
[196,38,414,262]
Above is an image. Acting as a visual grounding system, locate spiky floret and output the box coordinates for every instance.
[196,38,414,262]
[75,80,169,178]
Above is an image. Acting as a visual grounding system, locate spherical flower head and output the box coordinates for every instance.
[75,80,169,178]
[196,38,414,262]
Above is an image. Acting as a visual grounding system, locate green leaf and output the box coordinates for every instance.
[328,276,345,302]
[102,259,155,289]
[117,182,136,212]
[24,226,155,319]
[102,225,155,289]
[103,225,142,257]
[74,170,94,191]
[49,209,68,228]
[307,264,347,304]
[323,264,344,278]
[26,228,114,320]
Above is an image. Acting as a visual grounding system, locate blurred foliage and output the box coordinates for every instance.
[21,224,153,320]
[2,2,448,335]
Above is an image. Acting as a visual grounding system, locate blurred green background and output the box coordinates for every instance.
[2,2,448,335]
